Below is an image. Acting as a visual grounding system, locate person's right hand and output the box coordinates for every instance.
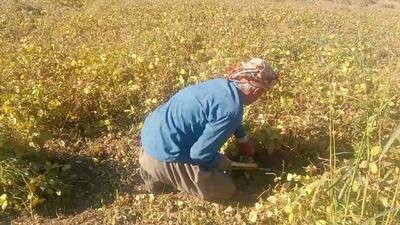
[239,139,255,157]
[217,155,232,171]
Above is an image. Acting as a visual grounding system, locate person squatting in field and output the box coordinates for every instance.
[139,58,279,200]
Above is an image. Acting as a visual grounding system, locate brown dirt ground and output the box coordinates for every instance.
[6,132,276,225]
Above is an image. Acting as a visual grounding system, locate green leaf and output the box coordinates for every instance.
[370,146,382,157]
[1,200,8,210]
[284,205,293,214]
[315,220,327,225]
[288,213,294,223]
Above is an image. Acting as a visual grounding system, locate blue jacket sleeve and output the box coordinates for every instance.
[234,123,247,138]
[189,114,239,168]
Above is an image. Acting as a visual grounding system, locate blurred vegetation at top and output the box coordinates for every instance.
[0,0,399,223]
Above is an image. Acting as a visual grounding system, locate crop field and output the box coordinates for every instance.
[1,0,399,224]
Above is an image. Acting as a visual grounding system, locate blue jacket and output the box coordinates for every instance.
[140,78,246,168]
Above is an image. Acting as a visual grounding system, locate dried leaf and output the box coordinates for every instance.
[369,163,378,174]
[248,211,258,223]
[370,146,382,157]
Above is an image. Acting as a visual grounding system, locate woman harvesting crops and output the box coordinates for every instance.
[140,58,279,200]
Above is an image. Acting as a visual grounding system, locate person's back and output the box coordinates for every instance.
[141,78,244,168]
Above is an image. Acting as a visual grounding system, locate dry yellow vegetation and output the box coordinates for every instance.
[0,0,399,224]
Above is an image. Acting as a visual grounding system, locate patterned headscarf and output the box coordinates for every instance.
[227,58,279,91]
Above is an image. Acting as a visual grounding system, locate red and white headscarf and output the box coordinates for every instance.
[227,58,279,90]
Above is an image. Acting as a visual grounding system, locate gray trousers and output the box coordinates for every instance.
[139,150,236,200]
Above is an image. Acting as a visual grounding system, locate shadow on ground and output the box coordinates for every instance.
[0,133,143,222]
[34,134,143,217]
[225,125,354,206]
[2,125,355,222]
[35,154,127,216]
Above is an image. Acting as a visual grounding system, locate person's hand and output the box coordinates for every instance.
[217,155,232,171]
[239,139,255,157]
